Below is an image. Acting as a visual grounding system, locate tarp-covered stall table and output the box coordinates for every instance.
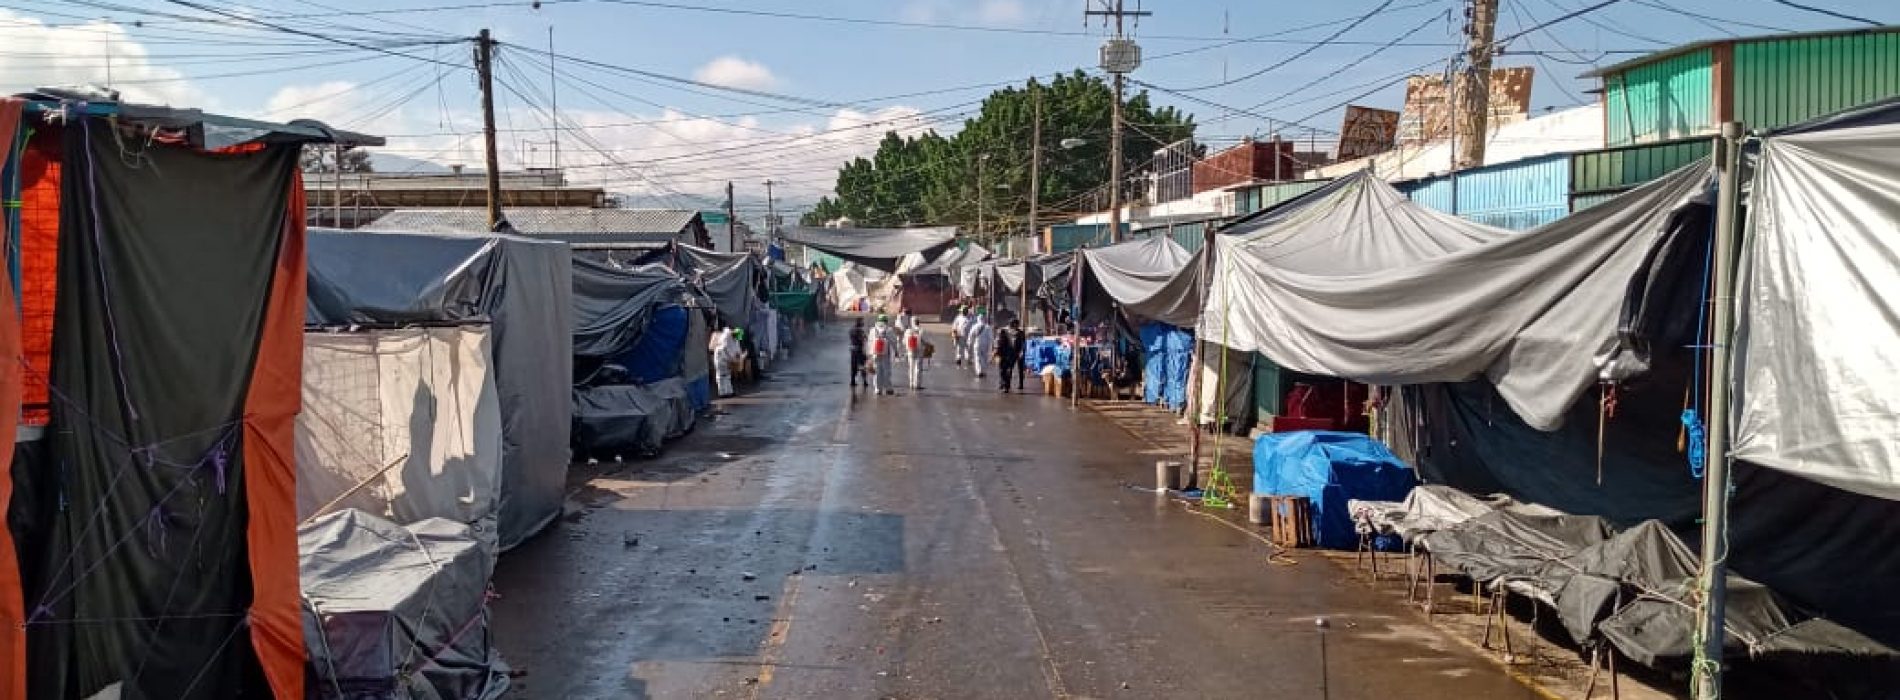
[1252,432,1418,549]
[301,510,510,700]
[307,229,575,552]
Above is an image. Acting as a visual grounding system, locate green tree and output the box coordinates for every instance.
[799,72,1197,239]
[300,145,374,173]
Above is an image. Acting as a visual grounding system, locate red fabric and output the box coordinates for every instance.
[242,168,307,698]
[0,97,28,700]
[16,132,59,427]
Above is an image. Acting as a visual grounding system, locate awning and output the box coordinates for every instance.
[780,225,958,272]
[1200,163,1711,430]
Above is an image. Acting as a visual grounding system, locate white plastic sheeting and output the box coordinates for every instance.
[296,327,504,547]
[1734,117,1900,500]
[1200,165,1709,430]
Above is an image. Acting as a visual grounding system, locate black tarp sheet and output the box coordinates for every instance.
[30,125,296,699]
[307,229,575,551]
[780,225,957,273]
[572,378,696,457]
[1408,370,1900,649]
[300,510,508,700]
[1422,508,1898,671]
[570,256,685,359]
[672,245,759,327]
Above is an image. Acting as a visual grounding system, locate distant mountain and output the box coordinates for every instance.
[365,151,454,174]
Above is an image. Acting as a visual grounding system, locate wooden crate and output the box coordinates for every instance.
[1267,495,1313,549]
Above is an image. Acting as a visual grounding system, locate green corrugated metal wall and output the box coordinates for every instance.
[1569,190,1624,212]
[1253,354,1283,422]
[1170,222,1208,253]
[1606,48,1715,146]
[1735,31,1900,132]
[1234,179,1331,214]
[1570,137,1710,196]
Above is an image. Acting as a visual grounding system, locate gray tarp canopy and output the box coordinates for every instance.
[570,256,686,359]
[307,229,575,550]
[673,244,760,325]
[1200,163,1710,430]
[781,225,958,273]
[1733,100,1900,501]
[1074,236,1193,325]
[905,242,988,278]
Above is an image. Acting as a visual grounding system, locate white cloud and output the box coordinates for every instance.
[325,100,937,212]
[0,10,208,108]
[261,80,419,140]
[692,56,778,91]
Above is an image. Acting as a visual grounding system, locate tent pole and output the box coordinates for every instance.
[1186,227,1216,490]
[1071,250,1083,409]
[1691,120,1744,700]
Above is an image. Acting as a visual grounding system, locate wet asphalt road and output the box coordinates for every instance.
[491,321,1537,700]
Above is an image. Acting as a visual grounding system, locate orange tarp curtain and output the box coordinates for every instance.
[0,97,28,700]
[243,168,308,698]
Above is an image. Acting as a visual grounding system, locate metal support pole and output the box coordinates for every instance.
[331,143,343,227]
[476,29,503,231]
[1108,73,1124,244]
[1691,120,1745,700]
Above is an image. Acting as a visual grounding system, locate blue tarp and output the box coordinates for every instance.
[1141,323,1192,409]
[1253,431,1418,549]
[615,305,689,384]
[1025,337,1071,377]
[685,375,711,413]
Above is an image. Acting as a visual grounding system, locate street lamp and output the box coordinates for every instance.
[1059,137,1088,150]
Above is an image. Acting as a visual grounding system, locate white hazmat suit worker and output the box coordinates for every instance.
[967,313,993,379]
[903,324,927,389]
[711,327,740,397]
[866,315,898,395]
[950,308,971,366]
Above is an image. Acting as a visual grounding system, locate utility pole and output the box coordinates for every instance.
[726,181,738,253]
[763,179,778,246]
[1455,0,1499,169]
[1024,88,1041,321]
[1028,88,1043,247]
[1692,120,1745,700]
[1087,0,1150,245]
[548,26,560,171]
[476,29,503,231]
[976,153,989,243]
[332,144,343,227]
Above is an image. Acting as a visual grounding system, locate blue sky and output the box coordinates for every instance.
[2,0,1893,212]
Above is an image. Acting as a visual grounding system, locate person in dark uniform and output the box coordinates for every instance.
[849,318,867,388]
[1010,320,1029,391]
[995,319,1025,393]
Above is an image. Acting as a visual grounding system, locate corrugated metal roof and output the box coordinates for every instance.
[367,207,700,236]
[1581,26,1900,78]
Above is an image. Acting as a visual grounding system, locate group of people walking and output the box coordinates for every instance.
[850,306,1025,395]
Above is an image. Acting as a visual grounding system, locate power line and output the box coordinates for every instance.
[1159,0,1401,92]
[1247,9,1448,113]
[1525,0,1666,45]
[1145,0,1450,61]
[1762,0,1884,26]
[147,0,468,67]
[578,0,1460,45]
